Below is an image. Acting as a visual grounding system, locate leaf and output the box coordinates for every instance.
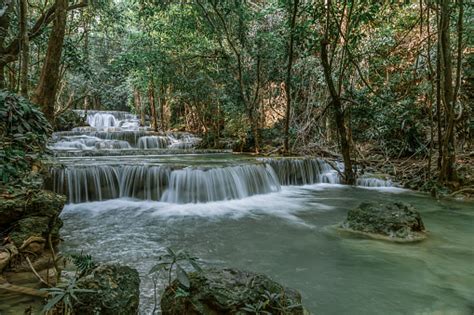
[165,247,175,257]
[176,264,190,288]
[42,292,65,313]
[148,262,169,275]
[188,258,202,272]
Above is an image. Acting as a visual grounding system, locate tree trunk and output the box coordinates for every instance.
[159,85,165,131]
[438,0,457,183]
[32,0,67,122]
[0,1,13,89]
[19,0,29,97]
[320,0,355,185]
[320,41,355,185]
[148,80,158,132]
[134,88,144,126]
[284,0,299,154]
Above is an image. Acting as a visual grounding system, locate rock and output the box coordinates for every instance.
[73,264,140,315]
[339,202,427,242]
[161,268,305,315]
[0,189,65,248]
[0,190,65,231]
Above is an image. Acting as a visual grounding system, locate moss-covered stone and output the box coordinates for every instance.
[1,189,65,247]
[339,202,426,242]
[161,268,305,315]
[73,264,140,315]
[0,189,65,230]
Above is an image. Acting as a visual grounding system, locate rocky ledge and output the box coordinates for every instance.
[338,202,427,242]
[161,267,306,315]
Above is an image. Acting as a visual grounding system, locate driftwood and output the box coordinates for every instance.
[0,281,48,298]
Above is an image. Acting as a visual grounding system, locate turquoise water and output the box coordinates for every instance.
[60,183,474,314]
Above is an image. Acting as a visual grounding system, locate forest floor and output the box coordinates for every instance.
[291,142,474,200]
[357,152,474,200]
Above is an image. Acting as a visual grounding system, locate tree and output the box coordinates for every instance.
[283,0,299,154]
[319,0,355,185]
[33,0,68,121]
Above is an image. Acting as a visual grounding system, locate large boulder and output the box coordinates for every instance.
[73,264,140,315]
[161,268,305,315]
[339,202,426,242]
[0,189,65,247]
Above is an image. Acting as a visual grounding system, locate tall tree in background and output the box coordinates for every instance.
[320,0,355,185]
[19,0,29,97]
[438,0,463,183]
[283,0,299,154]
[33,0,68,121]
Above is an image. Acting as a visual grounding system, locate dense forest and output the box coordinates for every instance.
[0,1,473,314]
[1,0,472,192]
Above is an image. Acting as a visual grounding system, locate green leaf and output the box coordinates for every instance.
[42,292,65,313]
[176,264,190,288]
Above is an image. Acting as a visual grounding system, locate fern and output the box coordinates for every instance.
[70,252,96,276]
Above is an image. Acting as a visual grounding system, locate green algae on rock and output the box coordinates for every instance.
[161,267,306,315]
[338,202,427,242]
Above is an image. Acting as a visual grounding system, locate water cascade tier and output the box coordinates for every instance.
[49,158,338,204]
[49,111,201,151]
[47,111,395,204]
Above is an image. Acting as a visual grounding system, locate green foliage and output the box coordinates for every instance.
[0,90,52,187]
[70,252,97,277]
[53,110,85,132]
[149,247,202,290]
[41,252,97,314]
[240,289,303,315]
[40,277,95,315]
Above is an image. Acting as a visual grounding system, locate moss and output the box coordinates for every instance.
[161,268,305,315]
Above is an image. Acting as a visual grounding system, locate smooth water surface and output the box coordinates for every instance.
[60,185,474,315]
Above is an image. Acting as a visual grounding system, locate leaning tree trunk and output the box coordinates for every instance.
[32,0,67,121]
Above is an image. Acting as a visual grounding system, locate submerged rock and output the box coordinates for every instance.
[339,202,426,242]
[161,268,305,315]
[73,264,140,315]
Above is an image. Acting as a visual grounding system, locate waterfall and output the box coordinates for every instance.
[51,165,121,203]
[161,164,280,204]
[49,157,398,204]
[261,158,341,185]
[137,136,171,149]
[356,177,393,187]
[51,136,131,151]
[50,163,281,204]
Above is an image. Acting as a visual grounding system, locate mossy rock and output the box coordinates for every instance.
[161,268,305,315]
[73,264,140,315]
[338,202,427,242]
[0,189,65,230]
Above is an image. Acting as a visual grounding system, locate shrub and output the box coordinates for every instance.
[0,90,52,186]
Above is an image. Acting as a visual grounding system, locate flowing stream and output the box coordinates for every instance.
[48,111,473,314]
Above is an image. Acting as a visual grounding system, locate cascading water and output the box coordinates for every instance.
[47,110,395,204]
[49,157,354,204]
[161,164,280,203]
[261,158,340,185]
[49,111,201,151]
[356,177,393,187]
